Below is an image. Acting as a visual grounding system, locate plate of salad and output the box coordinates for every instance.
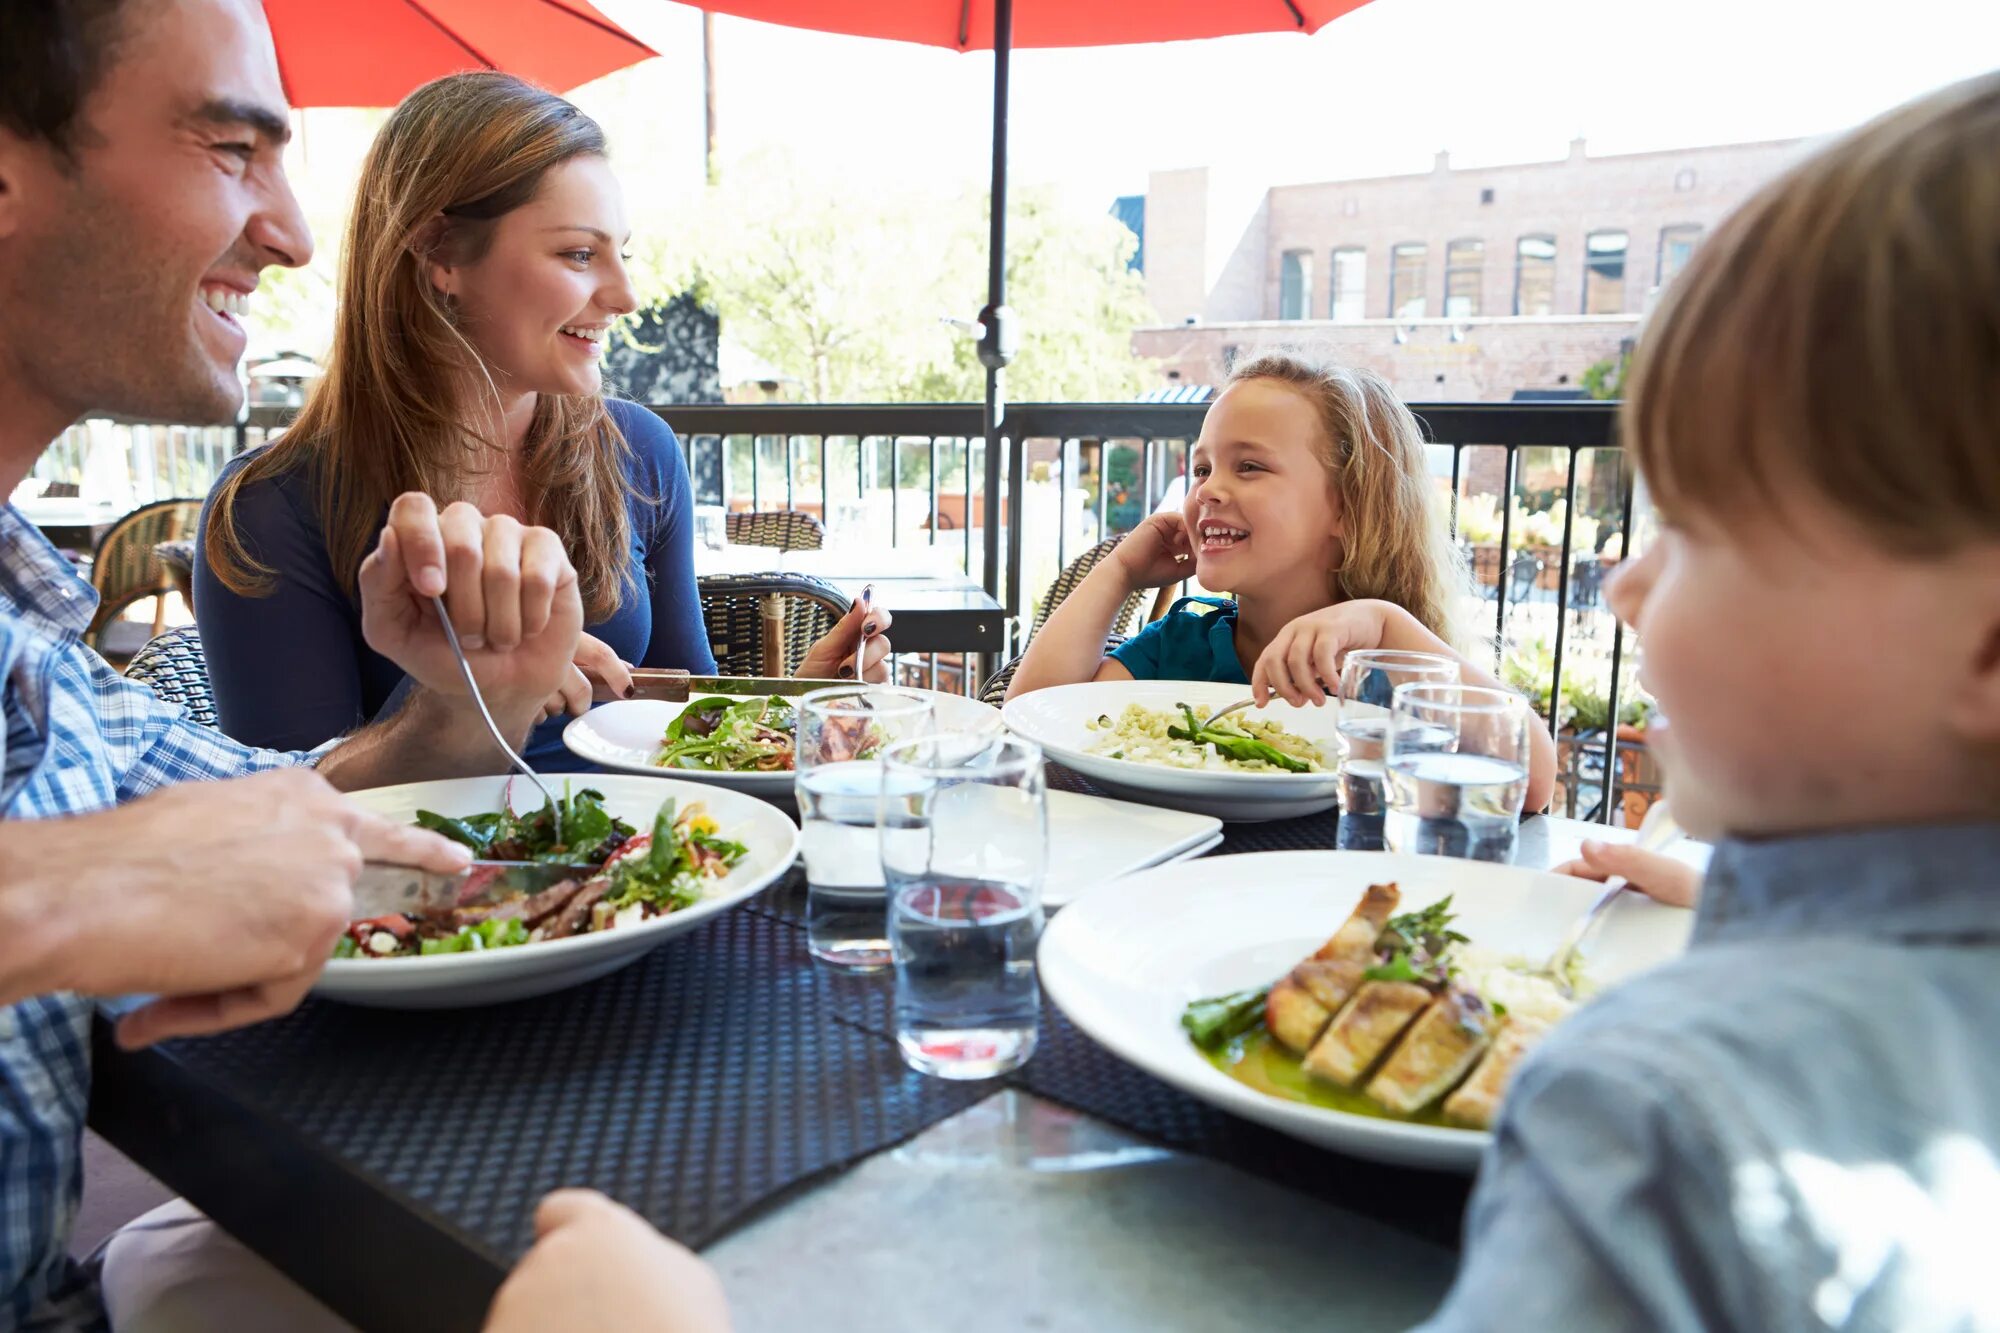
[320,773,801,1008]
[562,690,1001,798]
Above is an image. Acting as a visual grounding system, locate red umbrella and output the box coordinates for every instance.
[263,0,656,108]
[666,0,1377,603]
[690,0,1367,49]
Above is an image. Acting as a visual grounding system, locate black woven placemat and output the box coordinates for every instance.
[113,906,985,1260]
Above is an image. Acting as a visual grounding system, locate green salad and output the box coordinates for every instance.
[654,696,797,772]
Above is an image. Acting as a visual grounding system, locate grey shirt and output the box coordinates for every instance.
[1418,823,2000,1333]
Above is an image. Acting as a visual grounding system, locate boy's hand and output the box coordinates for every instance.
[485,1190,731,1333]
[1552,839,1703,909]
[1251,602,1391,707]
[1110,513,1195,590]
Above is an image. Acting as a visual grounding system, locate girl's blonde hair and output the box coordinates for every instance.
[1626,70,2000,551]
[205,72,638,620]
[1226,351,1476,654]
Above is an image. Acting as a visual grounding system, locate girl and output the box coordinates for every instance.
[1008,351,1556,811]
[197,74,889,770]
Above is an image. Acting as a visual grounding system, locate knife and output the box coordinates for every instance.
[625,671,844,703]
[350,860,594,922]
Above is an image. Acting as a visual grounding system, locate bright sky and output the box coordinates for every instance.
[582,0,2000,206]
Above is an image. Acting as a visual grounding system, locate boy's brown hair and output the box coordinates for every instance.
[1625,71,2000,553]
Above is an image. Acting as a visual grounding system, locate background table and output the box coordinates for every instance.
[12,497,123,552]
[87,796,1698,1332]
[693,544,1008,658]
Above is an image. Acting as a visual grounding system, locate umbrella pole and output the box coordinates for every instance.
[977,0,1019,654]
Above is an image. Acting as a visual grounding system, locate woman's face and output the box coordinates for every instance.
[434,155,637,399]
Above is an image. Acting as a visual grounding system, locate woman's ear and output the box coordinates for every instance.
[410,213,457,301]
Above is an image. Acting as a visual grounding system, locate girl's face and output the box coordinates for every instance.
[431,155,638,400]
[1183,378,1343,595]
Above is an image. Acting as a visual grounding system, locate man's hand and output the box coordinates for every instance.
[485,1190,731,1333]
[0,770,469,1046]
[358,496,583,728]
[1110,512,1196,591]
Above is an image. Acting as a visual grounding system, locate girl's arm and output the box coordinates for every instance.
[1005,513,1189,698]
[1251,600,1560,814]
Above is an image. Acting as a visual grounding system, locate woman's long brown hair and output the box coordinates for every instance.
[206,72,637,621]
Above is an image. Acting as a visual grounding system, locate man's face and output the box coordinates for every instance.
[1606,489,1998,840]
[0,0,311,428]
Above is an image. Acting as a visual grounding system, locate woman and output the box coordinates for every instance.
[197,73,888,770]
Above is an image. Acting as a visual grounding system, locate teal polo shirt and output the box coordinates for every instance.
[1108,596,1248,683]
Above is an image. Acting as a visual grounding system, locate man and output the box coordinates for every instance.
[0,0,593,1324]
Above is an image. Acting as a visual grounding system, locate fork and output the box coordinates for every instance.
[1538,800,1684,997]
[429,595,562,842]
[1198,696,1258,729]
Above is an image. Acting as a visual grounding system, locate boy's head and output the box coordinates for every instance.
[1609,72,2000,840]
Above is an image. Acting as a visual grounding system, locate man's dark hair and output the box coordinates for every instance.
[0,0,133,160]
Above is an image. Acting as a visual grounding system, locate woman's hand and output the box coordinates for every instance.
[795,587,896,682]
[1250,601,1393,707]
[1110,512,1196,590]
[1551,839,1703,909]
[539,632,634,722]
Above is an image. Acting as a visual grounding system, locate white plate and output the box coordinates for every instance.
[1038,851,1694,1170]
[1043,790,1222,908]
[563,690,1003,798]
[320,774,800,1009]
[1002,681,1344,822]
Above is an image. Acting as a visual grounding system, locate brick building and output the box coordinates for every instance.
[1129,137,1810,400]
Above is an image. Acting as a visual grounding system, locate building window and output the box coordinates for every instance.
[1390,243,1427,319]
[1479,188,1495,205]
[1674,168,1697,192]
[1444,239,1484,318]
[1657,224,1703,287]
[1513,235,1555,316]
[1329,247,1366,323]
[1583,230,1628,314]
[1279,249,1313,320]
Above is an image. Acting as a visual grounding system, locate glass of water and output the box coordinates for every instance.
[1384,684,1533,863]
[795,686,936,969]
[879,733,1047,1080]
[1337,650,1460,822]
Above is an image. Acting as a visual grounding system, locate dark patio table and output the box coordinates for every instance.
[86,780,1623,1332]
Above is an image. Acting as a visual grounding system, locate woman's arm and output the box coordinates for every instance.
[194,460,371,750]
[619,406,717,673]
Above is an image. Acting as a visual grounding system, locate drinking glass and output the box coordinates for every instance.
[1336,650,1461,820]
[1383,684,1533,863]
[693,505,729,552]
[795,686,936,969]
[879,733,1047,1080]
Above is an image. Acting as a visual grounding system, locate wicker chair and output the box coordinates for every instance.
[1028,535,1153,643]
[697,572,851,678]
[84,498,202,649]
[123,625,219,729]
[724,510,826,553]
[976,633,1130,707]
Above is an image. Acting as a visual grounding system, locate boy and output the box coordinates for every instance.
[1419,72,2000,1331]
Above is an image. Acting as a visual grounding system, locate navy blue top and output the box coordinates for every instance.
[1108,596,1249,684]
[193,399,716,772]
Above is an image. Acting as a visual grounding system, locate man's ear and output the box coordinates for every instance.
[0,126,41,244]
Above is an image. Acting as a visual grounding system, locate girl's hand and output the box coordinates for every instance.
[795,588,896,682]
[540,632,633,722]
[1110,512,1196,590]
[1250,602,1391,707]
[1552,839,1703,909]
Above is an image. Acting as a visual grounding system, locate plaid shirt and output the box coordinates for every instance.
[0,506,306,1330]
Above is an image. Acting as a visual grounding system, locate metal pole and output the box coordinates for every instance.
[702,11,720,187]
[978,0,1019,635]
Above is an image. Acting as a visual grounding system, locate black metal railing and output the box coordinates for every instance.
[32,399,1640,822]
